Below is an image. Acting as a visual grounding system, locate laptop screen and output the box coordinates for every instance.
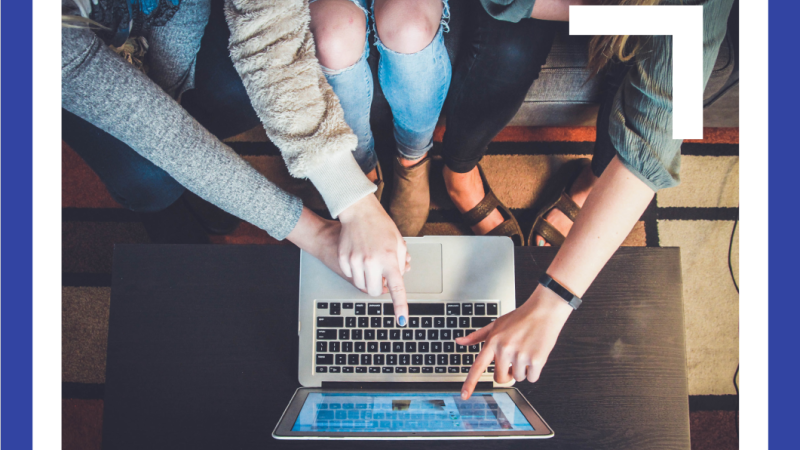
[291,392,534,433]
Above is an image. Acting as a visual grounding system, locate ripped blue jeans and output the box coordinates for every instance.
[311,0,452,174]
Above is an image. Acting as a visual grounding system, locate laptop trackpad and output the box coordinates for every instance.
[404,243,443,294]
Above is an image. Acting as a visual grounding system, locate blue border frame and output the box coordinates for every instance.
[1,0,33,448]
[770,0,799,447]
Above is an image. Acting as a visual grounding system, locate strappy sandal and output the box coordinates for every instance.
[528,158,591,247]
[461,164,525,246]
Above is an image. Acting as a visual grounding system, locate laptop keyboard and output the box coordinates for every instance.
[314,302,498,375]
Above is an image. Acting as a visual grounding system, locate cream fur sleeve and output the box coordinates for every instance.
[224,0,376,218]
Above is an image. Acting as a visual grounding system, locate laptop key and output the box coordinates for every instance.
[317,317,343,328]
[467,329,476,335]
[355,303,366,315]
[317,330,337,340]
[355,342,365,352]
[487,367,495,373]
[390,330,401,340]
[461,367,470,373]
[330,303,341,315]
[444,342,454,352]
[435,367,446,373]
[437,355,448,365]
[453,330,464,339]
[409,317,420,328]
[395,367,407,373]
[409,367,421,373]
[459,317,470,328]
[456,344,467,353]
[487,303,498,315]
[343,366,354,373]
[448,367,460,373]
[472,317,494,328]
[352,330,363,340]
[358,317,369,328]
[348,354,359,365]
[317,342,327,352]
[446,303,460,316]
[405,342,416,353]
[383,303,394,316]
[317,302,328,309]
[377,329,388,340]
[330,342,340,353]
[461,303,473,316]
[399,354,410,365]
[339,330,350,340]
[356,367,367,373]
[383,317,394,328]
[402,330,414,340]
[371,317,382,328]
[440,330,451,340]
[336,354,346,365]
[369,367,380,373]
[368,303,382,315]
[361,354,371,365]
[463,354,474,365]
[343,303,354,309]
[392,342,404,353]
[474,304,486,316]
[382,367,394,373]
[421,317,433,328]
[343,342,353,353]
[415,330,426,340]
[412,355,423,365]
[450,354,461,365]
[316,366,328,373]
[434,317,445,328]
[427,330,439,340]
[367,342,378,352]
[431,342,442,352]
[374,355,384,365]
[387,354,397,365]
[380,342,391,352]
[425,355,435,365]
[419,342,430,352]
[447,317,458,328]
[468,344,480,352]
[365,330,375,340]
[316,354,333,365]
[329,366,341,373]
[422,367,434,373]
[346,317,356,328]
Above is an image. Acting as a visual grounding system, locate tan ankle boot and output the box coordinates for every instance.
[389,156,431,237]
[374,161,385,201]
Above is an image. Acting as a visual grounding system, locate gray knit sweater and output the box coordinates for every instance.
[62,0,376,240]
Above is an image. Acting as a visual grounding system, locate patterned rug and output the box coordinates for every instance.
[62,125,738,449]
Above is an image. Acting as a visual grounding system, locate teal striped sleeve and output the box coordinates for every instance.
[608,0,734,191]
[479,0,537,23]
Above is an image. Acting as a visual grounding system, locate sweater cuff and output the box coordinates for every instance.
[305,151,377,219]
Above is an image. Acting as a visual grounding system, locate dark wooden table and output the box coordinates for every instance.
[102,245,689,449]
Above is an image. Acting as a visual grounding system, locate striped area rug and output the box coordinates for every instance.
[62,126,738,449]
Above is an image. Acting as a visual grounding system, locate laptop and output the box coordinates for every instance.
[273,236,554,439]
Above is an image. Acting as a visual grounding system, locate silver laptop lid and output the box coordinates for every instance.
[298,236,516,387]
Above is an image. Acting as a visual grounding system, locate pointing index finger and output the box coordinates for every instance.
[384,267,408,326]
[461,345,494,400]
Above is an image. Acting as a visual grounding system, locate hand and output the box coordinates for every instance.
[457,285,574,400]
[338,195,410,325]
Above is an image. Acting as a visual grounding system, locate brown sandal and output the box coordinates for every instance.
[461,164,525,246]
[528,158,591,246]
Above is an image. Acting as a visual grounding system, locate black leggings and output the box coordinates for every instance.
[442,0,558,173]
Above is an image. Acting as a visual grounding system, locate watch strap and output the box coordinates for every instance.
[538,273,582,310]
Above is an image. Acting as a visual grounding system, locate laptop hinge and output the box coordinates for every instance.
[320,381,494,391]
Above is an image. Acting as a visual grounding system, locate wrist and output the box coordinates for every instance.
[338,194,379,224]
[286,208,328,252]
[527,284,574,322]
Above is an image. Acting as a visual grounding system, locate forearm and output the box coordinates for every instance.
[224,0,375,217]
[62,27,303,240]
[545,156,654,297]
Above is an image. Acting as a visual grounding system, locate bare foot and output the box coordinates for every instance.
[444,165,505,235]
[533,164,598,246]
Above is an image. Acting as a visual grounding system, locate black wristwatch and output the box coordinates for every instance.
[538,273,582,310]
